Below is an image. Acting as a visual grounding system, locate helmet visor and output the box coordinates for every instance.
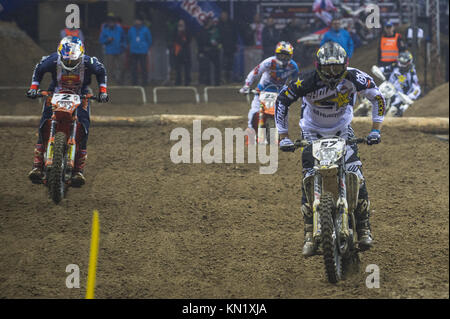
[320,64,346,78]
[276,52,291,63]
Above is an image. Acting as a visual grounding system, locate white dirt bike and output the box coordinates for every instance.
[288,136,371,283]
[354,65,414,117]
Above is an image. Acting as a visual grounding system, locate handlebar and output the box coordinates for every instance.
[283,137,368,152]
[34,90,99,101]
[239,84,281,95]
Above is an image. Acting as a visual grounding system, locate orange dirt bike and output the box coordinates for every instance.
[35,90,98,204]
[246,84,280,145]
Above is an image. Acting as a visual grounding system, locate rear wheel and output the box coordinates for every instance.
[48,132,67,204]
[320,192,342,283]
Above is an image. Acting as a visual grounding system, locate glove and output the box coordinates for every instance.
[27,89,38,99]
[98,92,109,103]
[367,129,381,145]
[239,86,250,94]
[279,137,295,152]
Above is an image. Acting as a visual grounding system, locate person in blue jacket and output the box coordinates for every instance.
[320,18,354,58]
[128,18,152,86]
[99,15,126,84]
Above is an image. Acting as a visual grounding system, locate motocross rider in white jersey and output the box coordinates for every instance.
[240,41,299,137]
[275,42,386,256]
[380,51,421,116]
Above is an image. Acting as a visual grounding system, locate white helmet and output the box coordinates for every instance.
[57,36,85,71]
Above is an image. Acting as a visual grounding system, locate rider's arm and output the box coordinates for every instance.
[30,54,56,90]
[244,58,271,88]
[350,69,386,127]
[87,56,108,94]
[275,75,308,138]
[407,69,421,100]
[360,82,386,127]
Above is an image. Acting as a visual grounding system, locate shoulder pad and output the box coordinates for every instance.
[290,69,317,93]
[346,68,376,90]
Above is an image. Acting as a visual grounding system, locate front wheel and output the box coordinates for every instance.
[264,116,278,145]
[47,132,67,204]
[320,192,342,283]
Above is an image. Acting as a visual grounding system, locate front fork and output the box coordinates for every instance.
[44,117,77,182]
[336,167,350,239]
[311,167,350,241]
[257,103,265,144]
[65,120,77,181]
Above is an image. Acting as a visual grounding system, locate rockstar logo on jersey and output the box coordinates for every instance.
[397,74,407,88]
[295,78,303,88]
[329,91,350,108]
[397,75,406,83]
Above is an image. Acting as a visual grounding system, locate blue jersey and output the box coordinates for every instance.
[31,52,107,94]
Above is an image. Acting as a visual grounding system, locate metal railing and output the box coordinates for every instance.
[153,86,200,104]
[109,86,147,104]
[203,86,247,103]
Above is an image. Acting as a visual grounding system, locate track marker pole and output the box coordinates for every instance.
[86,209,100,299]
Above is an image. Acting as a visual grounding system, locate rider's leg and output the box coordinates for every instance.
[344,126,374,249]
[71,101,90,186]
[301,142,316,257]
[246,95,260,144]
[355,182,374,250]
[29,99,52,183]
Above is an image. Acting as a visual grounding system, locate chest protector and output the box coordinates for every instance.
[56,56,85,93]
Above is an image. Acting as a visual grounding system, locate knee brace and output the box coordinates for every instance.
[355,182,371,224]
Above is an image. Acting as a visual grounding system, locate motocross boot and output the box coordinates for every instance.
[71,149,87,187]
[28,144,45,184]
[355,198,374,251]
[301,202,315,257]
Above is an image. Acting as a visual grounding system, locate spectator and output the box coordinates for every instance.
[320,18,354,58]
[115,16,131,84]
[262,17,280,59]
[60,26,84,42]
[345,20,363,49]
[250,14,264,48]
[173,19,192,86]
[377,20,406,67]
[406,25,424,48]
[280,18,309,64]
[280,19,302,45]
[218,11,237,84]
[128,18,152,86]
[197,17,221,86]
[166,17,178,77]
[99,15,126,84]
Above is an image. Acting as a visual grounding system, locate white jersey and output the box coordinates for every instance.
[244,56,299,91]
[275,67,386,136]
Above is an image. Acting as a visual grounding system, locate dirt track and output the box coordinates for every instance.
[0,98,448,299]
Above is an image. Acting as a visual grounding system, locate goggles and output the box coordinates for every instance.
[319,64,346,78]
[276,52,291,62]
